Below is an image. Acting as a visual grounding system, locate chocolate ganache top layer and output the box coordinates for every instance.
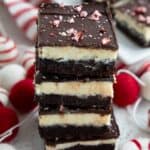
[37,2,118,50]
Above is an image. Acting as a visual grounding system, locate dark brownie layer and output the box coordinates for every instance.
[116,21,150,47]
[45,144,115,150]
[36,72,114,83]
[36,59,115,79]
[39,114,119,142]
[36,94,112,114]
[37,2,118,49]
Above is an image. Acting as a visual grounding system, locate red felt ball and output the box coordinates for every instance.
[113,72,140,107]
[26,65,35,80]
[0,102,3,107]
[0,107,19,142]
[9,79,37,114]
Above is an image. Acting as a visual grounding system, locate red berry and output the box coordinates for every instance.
[0,107,19,142]
[9,79,37,114]
[113,72,140,107]
[26,65,35,80]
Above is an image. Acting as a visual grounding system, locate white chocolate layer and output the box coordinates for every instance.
[39,113,111,127]
[115,10,150,42]
[36,81,113,97]
[38,47,118,61]
[46,139,117,150]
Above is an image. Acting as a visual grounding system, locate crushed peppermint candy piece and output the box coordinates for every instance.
[134,6,147,14]
[49,32,55,36]
[89,10,102,21]
[131,11,136,17]
[68,18,75,23]
[59,16,63,21]
[53,20,60,27]
[100,27,106,34]
[72,31,84,42]
[146,16,150,25]
[138,15,146,22]
[74,5,82,12]
[66,28,77,36]
[80,11,88,17]
[59,32,67,36]
[59,105,64,113]
[59,3,64,8]
[102,37,111,45]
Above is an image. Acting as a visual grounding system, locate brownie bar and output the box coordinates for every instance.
[38,113,119,142]
[36,2,118,78]
[115,0,150,46]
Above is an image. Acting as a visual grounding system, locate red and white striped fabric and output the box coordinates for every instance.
[122,138,150,150]
[25,0,52,6]
[3,0,38,41]
[0,36,18,67]
[20,49,35,70]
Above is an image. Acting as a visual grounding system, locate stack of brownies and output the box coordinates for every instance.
[36,2,120,150]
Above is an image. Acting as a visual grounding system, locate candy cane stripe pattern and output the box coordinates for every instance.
[0,87,9,106]
[0,36,18,67]
[3,0,38,41]
[20,49,35,70]
[122,138,150,150]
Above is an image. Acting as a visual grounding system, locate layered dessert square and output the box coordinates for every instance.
[36,73,113,113]
[39,113,118,142]
[115,0,150,46]
[36,2,120,150]
[44,114,119,150]
[36,2,118,78]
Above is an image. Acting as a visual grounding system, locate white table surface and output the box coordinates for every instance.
[0,1,150,150]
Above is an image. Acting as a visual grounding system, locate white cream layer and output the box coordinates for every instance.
[115,10,150,42]
[36,81,113,97]
[46,139,116,150]
[39,113,111,127]
[38,47,118,62]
